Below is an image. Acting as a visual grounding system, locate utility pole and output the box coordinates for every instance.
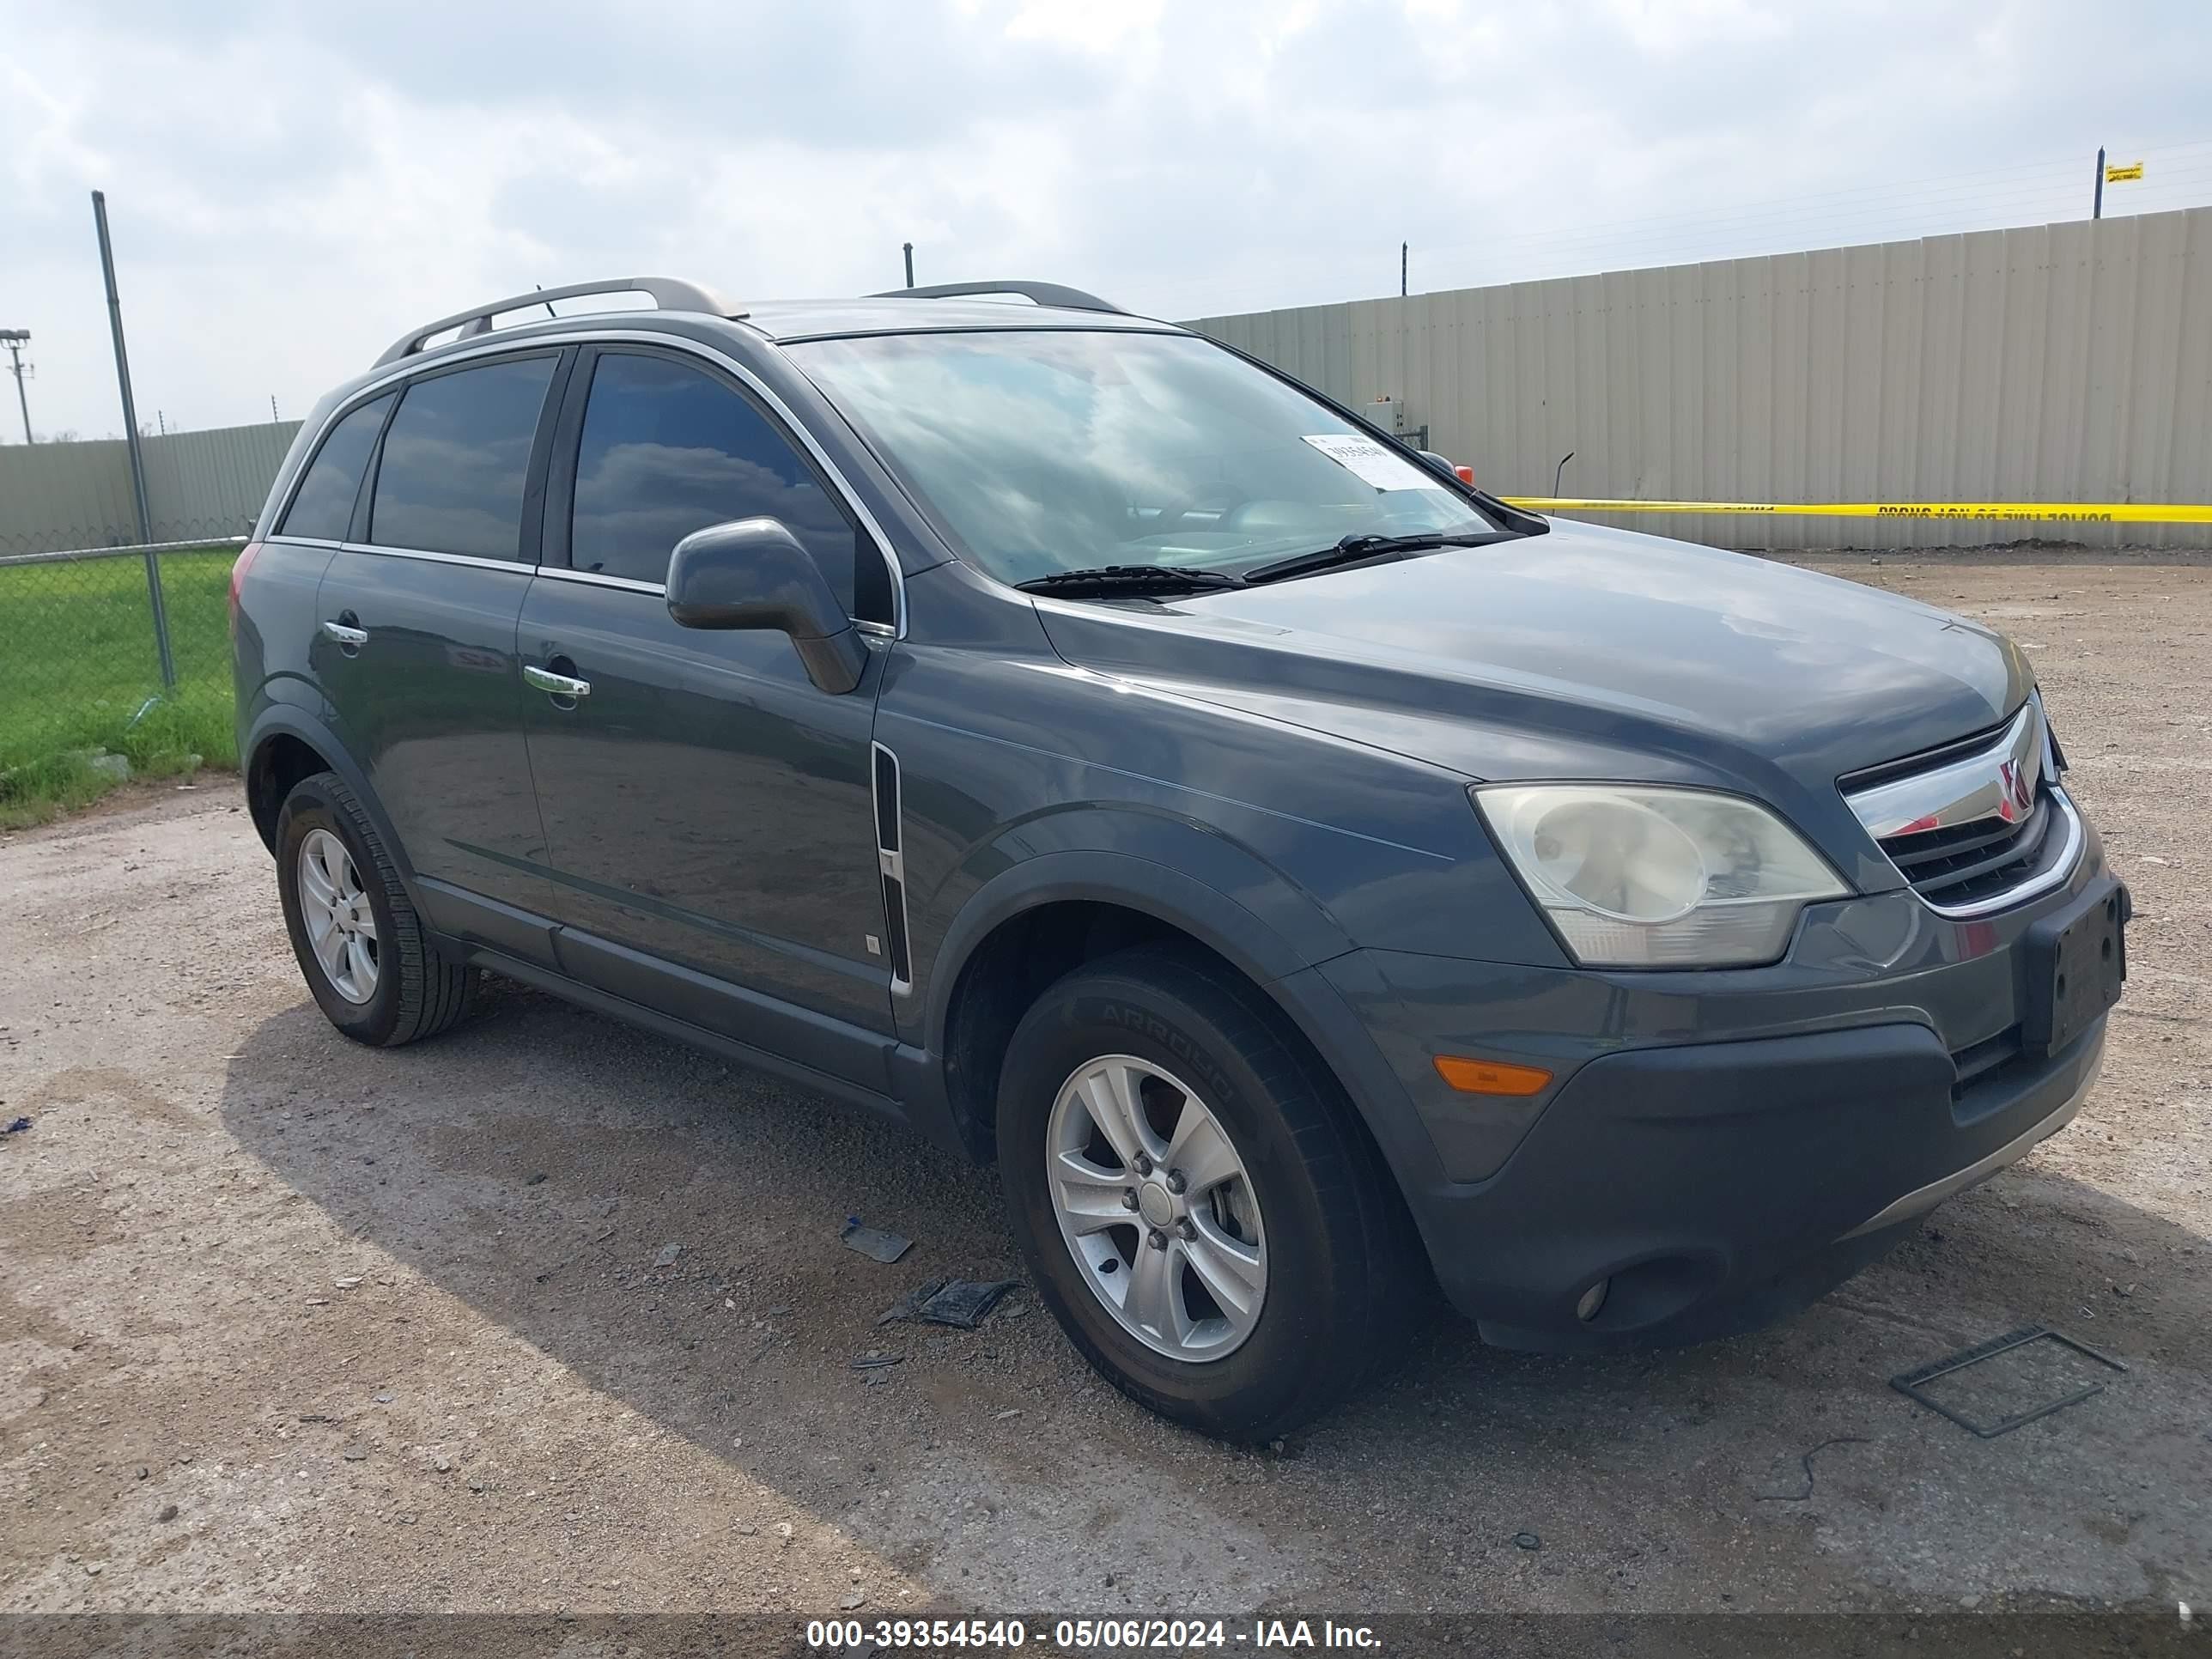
[0,330,31,442]
[92,189,174,688]
[902,242,915,288]
[2094,145,2106,220]
[1401,241,1407,297]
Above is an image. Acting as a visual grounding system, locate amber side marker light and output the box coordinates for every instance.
[1432,1055,1553,1097]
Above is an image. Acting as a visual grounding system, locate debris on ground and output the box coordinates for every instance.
[1514,1532,1541,1550]
[878,1276,1020,1329]
[878,1278,946,1324]
[921,1278,1018,1328]
[653,1242,682,1268]
[1890,1325,2127,1437]
[2,1116,30,1137]
[841,1218,912,1264]
[1756,1436,1869,1501]
[851,1351,904,1370]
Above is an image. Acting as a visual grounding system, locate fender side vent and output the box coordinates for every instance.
[873,744,901,853]
[871,741,912,994]
[880,874,912,987]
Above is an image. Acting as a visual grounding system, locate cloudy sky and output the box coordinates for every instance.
[3,0,2208,440]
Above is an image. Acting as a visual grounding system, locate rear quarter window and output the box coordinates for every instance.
[369,356,558,561]
[278,394,392,540]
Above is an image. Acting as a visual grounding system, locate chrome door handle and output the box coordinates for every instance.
[321,620,368,647]
[524,665,592,699]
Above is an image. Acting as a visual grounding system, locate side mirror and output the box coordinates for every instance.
[665,518,869,695]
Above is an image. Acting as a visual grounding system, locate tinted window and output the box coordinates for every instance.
[280,394,392,540]
[570,352,883,617]
[369,356,557,561]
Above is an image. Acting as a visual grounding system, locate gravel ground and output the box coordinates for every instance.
[2,553,2207,1632]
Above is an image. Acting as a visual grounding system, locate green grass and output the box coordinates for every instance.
[0,547,240,826]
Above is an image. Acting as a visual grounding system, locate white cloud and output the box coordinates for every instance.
[2,0,2205,438]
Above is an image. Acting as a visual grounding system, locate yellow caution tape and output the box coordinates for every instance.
[1499,497,2212,525]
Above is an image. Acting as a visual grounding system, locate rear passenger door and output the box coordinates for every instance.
[518,345,896,1081]
[314,349,569,949]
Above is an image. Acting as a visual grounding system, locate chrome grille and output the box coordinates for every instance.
[1842,698,2081,917]
[1881,793,2054,905]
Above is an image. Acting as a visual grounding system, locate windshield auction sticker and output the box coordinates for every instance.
[1302,434,1445,491]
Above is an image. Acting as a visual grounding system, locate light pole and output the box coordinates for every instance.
[0,329,31,443]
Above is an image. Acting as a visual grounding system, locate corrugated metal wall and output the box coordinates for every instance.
[1190,207,2212,551]
[0,420,301,556]
[5,212,2205,559]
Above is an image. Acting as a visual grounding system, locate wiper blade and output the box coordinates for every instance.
[1242,532,1505,586]
[1015,564,1246,597]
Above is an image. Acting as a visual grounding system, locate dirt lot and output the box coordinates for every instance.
[3,554,2208,1633]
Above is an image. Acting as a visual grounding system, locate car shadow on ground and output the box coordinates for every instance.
[216,979,2212,1612]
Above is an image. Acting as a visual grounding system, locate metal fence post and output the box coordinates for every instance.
[92,189,174,689]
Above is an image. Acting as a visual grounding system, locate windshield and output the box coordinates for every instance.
[788,329,1503,586]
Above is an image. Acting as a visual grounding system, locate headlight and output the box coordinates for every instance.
[1473,784,1848,968]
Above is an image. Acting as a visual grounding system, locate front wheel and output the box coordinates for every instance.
[996,945,1419,1441]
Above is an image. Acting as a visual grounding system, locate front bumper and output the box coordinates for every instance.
[1437,1014,2102,1350]
[1301,831,2126,1351]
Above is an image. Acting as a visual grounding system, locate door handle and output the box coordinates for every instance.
[524,665,592,700]
[321,619,368,648]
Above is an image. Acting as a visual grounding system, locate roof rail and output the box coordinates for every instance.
[374,276,732,368]
[870,280,1126,315]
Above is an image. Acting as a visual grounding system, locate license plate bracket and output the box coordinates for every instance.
[2022,884,2127,1060]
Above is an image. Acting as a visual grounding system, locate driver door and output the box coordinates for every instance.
[518,345,897,1085]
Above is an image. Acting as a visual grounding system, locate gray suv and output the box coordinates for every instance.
[233,276,2127,1441]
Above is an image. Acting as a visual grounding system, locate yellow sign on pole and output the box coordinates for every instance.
[2106,161,2145,183]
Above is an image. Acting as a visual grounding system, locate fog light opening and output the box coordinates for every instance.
[1576,1278,1611,1322]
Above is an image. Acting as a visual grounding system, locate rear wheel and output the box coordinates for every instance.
[996,945,1418,1441]
[276,772,476,1046]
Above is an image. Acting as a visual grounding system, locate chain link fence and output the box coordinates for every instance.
[0,538,246,823]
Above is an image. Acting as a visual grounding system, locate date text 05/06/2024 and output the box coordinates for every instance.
[804,1617,1383,1650]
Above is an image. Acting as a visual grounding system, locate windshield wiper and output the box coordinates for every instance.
[1241,532,1508,586]
[1015,564,1247,597]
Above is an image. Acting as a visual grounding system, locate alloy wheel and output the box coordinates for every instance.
[1046,1054,1267,1361]
[297,828,379,1004]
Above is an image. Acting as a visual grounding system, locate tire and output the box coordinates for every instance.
[996,944,1419,1442]
[275,771,476,1047]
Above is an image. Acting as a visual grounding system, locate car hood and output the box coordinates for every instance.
[1030,520,2033,807]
